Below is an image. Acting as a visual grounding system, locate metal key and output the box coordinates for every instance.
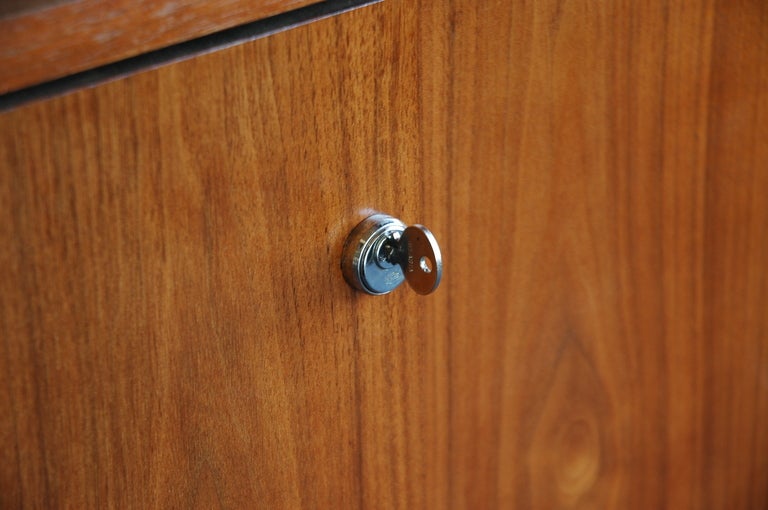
[400,225,442,295]
[341,213,443,296]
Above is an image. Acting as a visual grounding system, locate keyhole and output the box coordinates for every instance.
[419,256,432,273]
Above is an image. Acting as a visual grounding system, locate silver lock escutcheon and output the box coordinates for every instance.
[341,213,443,295]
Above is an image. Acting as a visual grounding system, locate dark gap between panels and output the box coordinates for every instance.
[0,0,381,111]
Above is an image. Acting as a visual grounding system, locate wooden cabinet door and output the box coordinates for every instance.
[2,1,767,508]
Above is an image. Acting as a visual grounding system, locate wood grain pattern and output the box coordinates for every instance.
[0,0,322,94]
[1,0,767,508]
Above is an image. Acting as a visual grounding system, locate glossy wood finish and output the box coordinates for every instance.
[0,0,322,94]
[1,0,767,507]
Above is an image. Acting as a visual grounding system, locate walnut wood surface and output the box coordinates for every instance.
[0,0,322,94]
[1,0,767,508]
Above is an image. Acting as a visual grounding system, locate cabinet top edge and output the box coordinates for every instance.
[0,0,322,94]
